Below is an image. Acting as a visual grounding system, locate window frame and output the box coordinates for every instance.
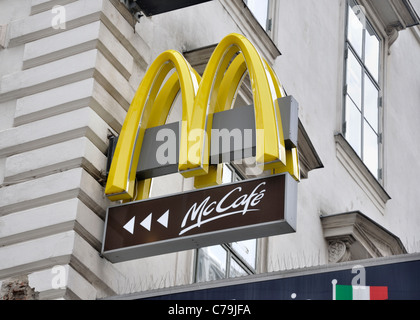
[342,0,384,183]
[194,241,257,283]
[219,0,281,64]
[243,0,273,34]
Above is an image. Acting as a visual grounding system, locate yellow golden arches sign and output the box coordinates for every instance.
[105,33,299,202]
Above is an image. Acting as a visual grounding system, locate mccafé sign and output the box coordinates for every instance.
[102,173,296,263]
[102,33,300,262]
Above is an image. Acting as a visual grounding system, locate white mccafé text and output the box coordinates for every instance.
[179,182,266,235]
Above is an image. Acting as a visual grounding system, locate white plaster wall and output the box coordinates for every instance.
[384,28,420,251]
[267,0,347,269]
[271,0,420,261]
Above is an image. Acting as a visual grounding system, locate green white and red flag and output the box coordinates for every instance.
[332,280,388,300]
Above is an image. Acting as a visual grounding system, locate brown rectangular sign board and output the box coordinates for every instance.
[101,173,297,263]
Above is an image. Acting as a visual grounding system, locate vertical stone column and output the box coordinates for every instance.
[0,0,150,299]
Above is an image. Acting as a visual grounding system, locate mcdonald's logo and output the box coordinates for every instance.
[105,33,300,202]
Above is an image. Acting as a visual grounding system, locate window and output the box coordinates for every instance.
[244,0,272,33]
[343,0,383,180]
[195,164,257,283]
[218,0,281,63]
[195,240,257,283]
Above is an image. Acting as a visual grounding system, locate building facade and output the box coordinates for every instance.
[0,0,419,300]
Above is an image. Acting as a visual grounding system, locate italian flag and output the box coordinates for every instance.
[332,280,388,300]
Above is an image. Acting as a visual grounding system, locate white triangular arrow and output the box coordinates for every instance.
[157,210,170,228]
[123,217,135,235]
[140,213,153,231]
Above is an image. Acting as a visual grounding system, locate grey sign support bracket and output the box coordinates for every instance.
[133,96,299,180]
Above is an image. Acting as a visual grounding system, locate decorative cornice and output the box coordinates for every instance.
[321,211,407,263]
[359,0,420,50]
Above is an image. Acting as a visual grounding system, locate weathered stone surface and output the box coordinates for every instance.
[1,276,39,300]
